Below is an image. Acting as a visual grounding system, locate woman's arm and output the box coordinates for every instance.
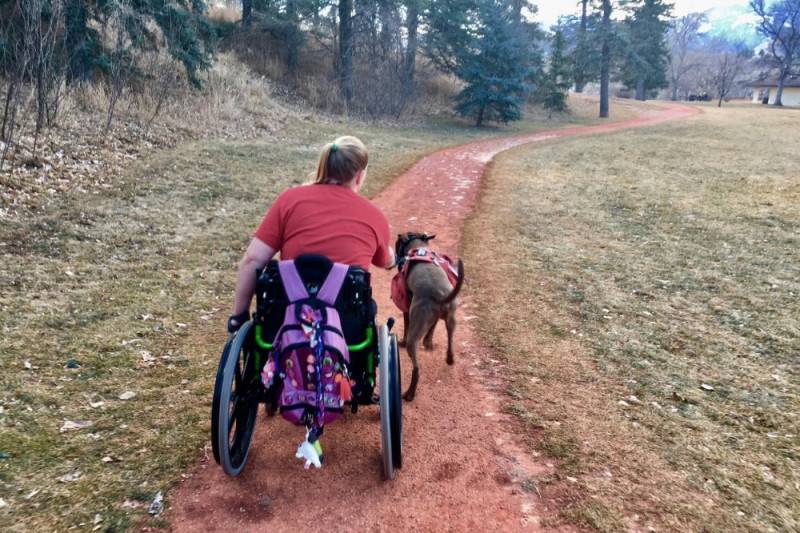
[231,238,277,320]
[383,248,397,269]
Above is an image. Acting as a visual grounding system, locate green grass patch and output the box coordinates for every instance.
[0,98,606,530]
[464,105,799,531]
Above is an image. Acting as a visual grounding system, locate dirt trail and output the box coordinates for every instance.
[168,103,699,532]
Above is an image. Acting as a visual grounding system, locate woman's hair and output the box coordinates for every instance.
[314,136,369,184]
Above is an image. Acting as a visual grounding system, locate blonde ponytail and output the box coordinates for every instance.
[315,136,369,184]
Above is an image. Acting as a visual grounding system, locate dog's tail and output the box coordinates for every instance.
[439,259,465,305]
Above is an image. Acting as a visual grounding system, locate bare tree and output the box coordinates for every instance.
[22,0,65,152]
[751,0,800,106]
[711,41,750,107]
[668,13,706,100]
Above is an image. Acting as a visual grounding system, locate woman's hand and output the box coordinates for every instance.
[227,310,250,334]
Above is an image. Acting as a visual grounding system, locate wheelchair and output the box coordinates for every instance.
[211,254,403,479]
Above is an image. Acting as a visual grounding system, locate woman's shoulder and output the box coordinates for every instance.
[350,194,389,228]
[274,182,318,203]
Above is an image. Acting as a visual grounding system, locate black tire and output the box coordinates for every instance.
[379,324,403,479]
[211,321,259,476]
[388,333,403,469]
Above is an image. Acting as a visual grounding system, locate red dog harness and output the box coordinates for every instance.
[391,248,459,313]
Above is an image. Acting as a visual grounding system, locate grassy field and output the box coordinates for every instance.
[464,105,799,532]
[0,96,617,531]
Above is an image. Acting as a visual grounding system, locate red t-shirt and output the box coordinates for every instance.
[254,184,392,270]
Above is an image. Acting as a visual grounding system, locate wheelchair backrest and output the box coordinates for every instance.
[255,254,372,345]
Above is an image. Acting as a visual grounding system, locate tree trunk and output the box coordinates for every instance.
[671,83,678,101]
[599,0,611,118]
[403,0,419,97]
[338,0,354,107]
[378,0,393,56]
[774,68,787,106]
[286,0,300,73]
[635,78,646,101]
[476,105,485,127]
[717,95,723,107]
[575,0,589,93]
[65,0,89,81]
[242,0,252,27]
[1,81,15,141]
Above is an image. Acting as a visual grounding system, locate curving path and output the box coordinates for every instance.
[168,102,699,532]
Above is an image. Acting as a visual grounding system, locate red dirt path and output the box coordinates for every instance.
[168,103,698,532]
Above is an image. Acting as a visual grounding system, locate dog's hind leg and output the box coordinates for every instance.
[399,312,410,347]
[422,321,436,351]
[445,311,456,365]
[403,306,438,402]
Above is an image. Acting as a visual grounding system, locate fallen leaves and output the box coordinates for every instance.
[148,491,164,516]
[57,470,82,483]
[60,420,94,432]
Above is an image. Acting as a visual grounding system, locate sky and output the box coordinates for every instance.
[535,0,752,26]
[535,0,761,46]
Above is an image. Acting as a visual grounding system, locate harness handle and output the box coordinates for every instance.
[317,263,348,306]
[278,261,310,302]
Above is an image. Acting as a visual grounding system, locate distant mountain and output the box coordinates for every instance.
[704,4,762,48]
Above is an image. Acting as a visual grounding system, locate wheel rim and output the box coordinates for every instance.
[216,321,259,476]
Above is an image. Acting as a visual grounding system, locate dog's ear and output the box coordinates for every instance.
[424,233,436,242]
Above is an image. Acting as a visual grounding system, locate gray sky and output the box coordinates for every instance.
[536,0,751,26]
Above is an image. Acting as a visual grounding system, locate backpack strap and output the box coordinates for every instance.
[316,263,349,306]
[279,260,310,302]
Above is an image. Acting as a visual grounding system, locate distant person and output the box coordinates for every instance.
[227,136,395,332]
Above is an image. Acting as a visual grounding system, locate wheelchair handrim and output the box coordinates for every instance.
[216,321,259,476]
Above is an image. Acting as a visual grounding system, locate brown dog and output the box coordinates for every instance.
[395,232,465,401]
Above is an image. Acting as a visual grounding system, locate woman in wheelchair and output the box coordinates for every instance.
[215,136,403,476]
[227,135,395,334]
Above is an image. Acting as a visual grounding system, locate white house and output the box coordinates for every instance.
[750,76,800,107]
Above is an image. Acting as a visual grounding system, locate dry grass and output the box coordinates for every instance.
[207,4,241,24]
[463,105,800,531]
[0,88,612,530]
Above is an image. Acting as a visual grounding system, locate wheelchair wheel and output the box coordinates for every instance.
[211,321,259,476]
[378,323,403,480]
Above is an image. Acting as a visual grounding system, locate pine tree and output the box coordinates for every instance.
[619,0,672,100]
[537,30,571,117]
[455,1,534,126]
[428,0,535,126]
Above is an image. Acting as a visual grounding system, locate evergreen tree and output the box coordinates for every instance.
[553,10,602,93]
[454,1,533,126]
[619,0,672,100]
[428,0,536,126]
[537,30,571,117]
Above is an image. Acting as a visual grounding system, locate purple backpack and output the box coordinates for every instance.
[261,260,352,428]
